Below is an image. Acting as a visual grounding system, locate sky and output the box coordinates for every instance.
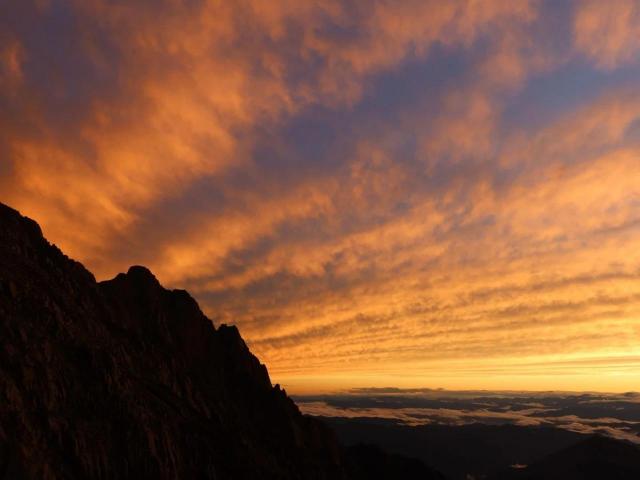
[1,0,640,394]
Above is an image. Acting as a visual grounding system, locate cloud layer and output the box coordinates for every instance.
[2,0,640,392]
[295,388,640,444]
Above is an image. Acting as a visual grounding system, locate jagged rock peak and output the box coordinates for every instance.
[126,264,160,283]
[0,201,443,480]
[0,201,347,479]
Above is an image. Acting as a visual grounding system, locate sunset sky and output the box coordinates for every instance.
[2,0,640,393]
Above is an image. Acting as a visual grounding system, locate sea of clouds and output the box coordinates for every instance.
[294,388,640,444]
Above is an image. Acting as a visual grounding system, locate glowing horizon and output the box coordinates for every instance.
[2,0,640,394]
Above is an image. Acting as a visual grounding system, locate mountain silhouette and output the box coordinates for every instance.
[490,435,640,480]
[325,417,584,479]
[0,202,442,479]
[324,412,640,480]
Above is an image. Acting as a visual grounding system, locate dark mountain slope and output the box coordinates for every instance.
[0,202,442,479]
[324,416,587,479]
[491,435,640,480]
[345,444,445,480]
[325,414,640,480]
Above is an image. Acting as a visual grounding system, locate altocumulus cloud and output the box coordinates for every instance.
[1,0,640,392]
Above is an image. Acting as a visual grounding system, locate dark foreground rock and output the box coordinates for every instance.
[0,203,442,479]
[345,444,445,480]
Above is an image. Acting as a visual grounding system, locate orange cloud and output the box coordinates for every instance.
[574,0,640,69]
[0,39,24,87]
[1,0,640,394]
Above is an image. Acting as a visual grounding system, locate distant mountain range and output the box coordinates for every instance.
[491,435,640,480]
[1,200,638,480]
[324,415,640,479]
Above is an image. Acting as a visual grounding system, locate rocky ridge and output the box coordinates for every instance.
[0,202,343,479]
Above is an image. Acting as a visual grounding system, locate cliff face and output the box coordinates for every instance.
[0,202,344,479]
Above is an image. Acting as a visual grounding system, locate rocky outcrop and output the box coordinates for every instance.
[0,202,347,479]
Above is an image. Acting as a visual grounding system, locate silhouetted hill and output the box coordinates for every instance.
[324,416,588,479]
[345,444,446,480]
[0,202,442,479]
[491,435,640,480]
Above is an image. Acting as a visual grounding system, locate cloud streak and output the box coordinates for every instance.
[1,1,640,392]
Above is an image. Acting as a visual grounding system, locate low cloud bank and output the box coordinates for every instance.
[295,389,640,444]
